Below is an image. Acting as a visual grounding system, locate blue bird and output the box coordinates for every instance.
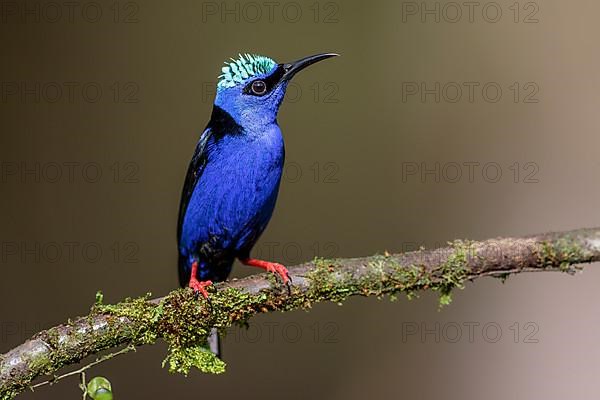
[177,52,337,353]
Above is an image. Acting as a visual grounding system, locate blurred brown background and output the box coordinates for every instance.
[1,0,600,399]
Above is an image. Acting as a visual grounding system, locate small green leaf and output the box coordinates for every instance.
[87,376,113,400]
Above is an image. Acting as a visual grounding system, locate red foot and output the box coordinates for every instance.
[189,278,213,299]
[188,261,213,299]
[240,258,291,284]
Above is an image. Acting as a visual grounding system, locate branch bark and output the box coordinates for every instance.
[2,228,600,399]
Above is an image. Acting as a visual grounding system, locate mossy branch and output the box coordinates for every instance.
[2,227,600,399]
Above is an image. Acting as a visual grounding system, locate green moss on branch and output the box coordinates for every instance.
[2,227,600,399]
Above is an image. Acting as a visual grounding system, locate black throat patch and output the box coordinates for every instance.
[208,106,243,138]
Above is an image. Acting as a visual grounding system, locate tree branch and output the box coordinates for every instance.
[2,228,600,399]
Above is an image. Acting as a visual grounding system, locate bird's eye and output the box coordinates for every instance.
[251,80,267,95]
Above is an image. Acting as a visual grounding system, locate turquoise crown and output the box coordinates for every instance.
[217,54,277,90]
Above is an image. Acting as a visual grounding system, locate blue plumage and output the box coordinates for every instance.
[177,53,337,291]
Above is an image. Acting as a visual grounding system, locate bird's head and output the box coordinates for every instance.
[213,52,338,129]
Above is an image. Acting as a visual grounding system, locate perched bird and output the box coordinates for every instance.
[177,52,338,354]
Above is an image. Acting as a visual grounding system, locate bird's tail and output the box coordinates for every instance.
[208,328,221,358]
[178,253,190,288]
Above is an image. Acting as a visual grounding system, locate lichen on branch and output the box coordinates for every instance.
[1,227,600,400]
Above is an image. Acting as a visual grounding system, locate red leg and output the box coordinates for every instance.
[240,258,291,284]
[188,261,213,299]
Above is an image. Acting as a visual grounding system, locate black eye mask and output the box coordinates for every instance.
[242,65,285,97]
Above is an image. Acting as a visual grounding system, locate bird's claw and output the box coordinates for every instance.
[267,263,292,293]
[284,271,292,294]
[240,258,292,294]
[189,279,213,304]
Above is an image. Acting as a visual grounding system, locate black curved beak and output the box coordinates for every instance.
[280,53,339,82]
